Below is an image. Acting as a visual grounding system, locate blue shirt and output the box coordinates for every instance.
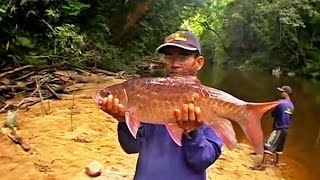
[271,99,294,130]
[117,122,223,180]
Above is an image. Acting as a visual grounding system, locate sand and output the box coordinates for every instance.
[0,78,306,180]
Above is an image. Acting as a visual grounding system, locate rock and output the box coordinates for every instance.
[287,72,296,77]
[72,132,92,143]
[85,161,102,177]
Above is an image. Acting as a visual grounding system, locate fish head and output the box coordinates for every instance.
[93,84,128,107]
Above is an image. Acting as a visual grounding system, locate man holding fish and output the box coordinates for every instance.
[98,30,223,180]
[94,30,279,179]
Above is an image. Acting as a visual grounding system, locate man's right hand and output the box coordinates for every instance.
[100,94,125,122]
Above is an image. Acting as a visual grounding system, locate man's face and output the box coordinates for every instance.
[161,47,204,77]
[279,91,287,98]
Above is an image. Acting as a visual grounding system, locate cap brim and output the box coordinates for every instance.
[156,43,198,53]
[277,87,285,92]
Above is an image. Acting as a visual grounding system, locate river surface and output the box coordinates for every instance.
[142,63,320,179]
[199,64,320,179]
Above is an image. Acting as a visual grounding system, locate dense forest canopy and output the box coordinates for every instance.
[1,0,320,79]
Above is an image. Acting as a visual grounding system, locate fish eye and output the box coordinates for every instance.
[104,90,111,96]
[107,91,111,96]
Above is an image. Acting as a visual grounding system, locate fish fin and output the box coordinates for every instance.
[125,112,141,139]
[122,89,129,106]
[241,101,280,154]
[92,92,102,106]
[209,117,237,150]
[165,123,184,146]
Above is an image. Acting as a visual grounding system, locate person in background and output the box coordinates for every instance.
[99,30,223,180]
[252,85,294,171]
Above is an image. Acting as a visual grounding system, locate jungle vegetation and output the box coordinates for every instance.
[1,0,320,79]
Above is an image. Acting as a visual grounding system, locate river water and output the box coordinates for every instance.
[142,62,320,179]
[198,63,320,179]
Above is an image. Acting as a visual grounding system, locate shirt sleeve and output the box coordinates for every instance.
[181,125,223,172]
[272,103,281,118]
[117,122,144,154]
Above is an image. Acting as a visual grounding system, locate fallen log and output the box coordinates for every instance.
[1,124,30,152]
[18,97,42,110]
[0,77,11,85]
[0,65,33,78]
[0,81,34,91]
[0,67,121,113]
[15,71,36,81]
[0,104,11,113]
[7,131,31,151]
[88,68,119,76]
[75,68,91,76]
[45,84,62,100]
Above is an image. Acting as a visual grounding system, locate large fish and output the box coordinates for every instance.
[93,76,279,154]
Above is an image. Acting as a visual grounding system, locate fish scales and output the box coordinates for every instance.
[94,76,279,154]
[123,78,248,124]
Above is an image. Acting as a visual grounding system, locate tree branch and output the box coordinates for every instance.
[197,19,228,54]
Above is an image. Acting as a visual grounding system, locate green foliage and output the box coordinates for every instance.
[1,0,320,79]
[0,0,208,72]
[182,0,320,78]
[0,0,90,68]
[216,0,320,78]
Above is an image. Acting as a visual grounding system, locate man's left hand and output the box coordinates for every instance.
[174,103,203,132]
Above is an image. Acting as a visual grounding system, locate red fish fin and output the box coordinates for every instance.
[92,92,102,106]
[125,112,141,139]
[165,123,184,146]
[122,89,129,106]
[209,117,237,150]
[242,101,280,154]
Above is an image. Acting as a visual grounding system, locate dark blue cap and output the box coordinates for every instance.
[277,85,293,94]
[156,31,201,54]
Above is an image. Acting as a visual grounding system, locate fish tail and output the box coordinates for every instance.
[240,101,279,154]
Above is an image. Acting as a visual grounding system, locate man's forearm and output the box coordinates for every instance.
[117,122,141,154]
[181,126,223,172]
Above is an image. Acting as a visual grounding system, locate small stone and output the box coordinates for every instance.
[85,161,102,177]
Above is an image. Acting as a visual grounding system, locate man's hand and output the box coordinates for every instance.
[174,103,202,132]
[100,94,125,121]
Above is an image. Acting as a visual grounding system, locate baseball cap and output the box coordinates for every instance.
[277,85,292,94]
[156,30,201,54]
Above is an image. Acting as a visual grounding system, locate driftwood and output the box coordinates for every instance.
[89,68,119,76]
[0,65,33,78]
[15,71,35,81]
[45,84,62,100]
[6,131,30,151]
[1,124,30,151]
[74,68,91,76]
[0,81,34,91]
[0,104,10,113]
[0,97,43,113]
[0,66,130,113]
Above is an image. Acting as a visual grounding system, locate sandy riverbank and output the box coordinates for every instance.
[0,78,309,180]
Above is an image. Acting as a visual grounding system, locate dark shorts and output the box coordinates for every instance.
[264,129,288,155]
